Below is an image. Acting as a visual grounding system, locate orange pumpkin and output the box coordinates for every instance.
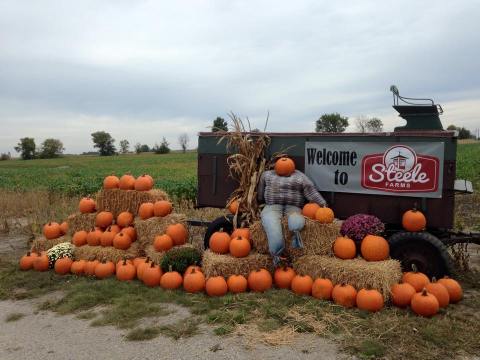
[274,266,296,289]
[166,223,188,246]
[231,228,250,240]
[402,208,427,232]
[100,227,116,247]
[183,268,206,293]
[356,289,384,312]
[142,263,162,287]
[291,274,313,295]
[72,230,88,247]
[59,221,69,235]
[96,211,113,229]
[121,226,136,242]
[332,284,357,308]
[54,257,73,275]
[116,259,136,281]
[153,234,173,252]
[391,282,416,308]
[274,157,295,176]
[227,274,248,293]
[302,203,320,219]
[438,277,463,303]
[86,228,102,246]
[119,174,135,190]
[312,278,334,300]
[110,224,121,234]
[411,289,439,317]
[19,251,38,270]
[103,175,120,189]
[43,222,61,239]
[70,260,87,275]
[206,276,228,297]
[160,266,183,289]
[134,174,153,191]
[315,207,334,224]
[33,253,50,271]
[425,278,450,308]
[138,202,154,220]
[333,236,356,260]
[84,259,100,276]
[248,269,272,292]
[95,260,115,279]
[360,235,389,261]
[137,257,151,280]
[79,197,96,214]
[113,232,132,250]
[209,231,231,254]
[116,211,134,228]
[116,258,133,270]
[228,199,239,214]
[229,236,251,258]
[402,265,430,292]
[153,200,173,217]
[184,265,202,276]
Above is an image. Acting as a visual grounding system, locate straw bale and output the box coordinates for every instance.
[135,214,188,249]
[293,255,402,300]
[67,213,96,235]
[73,242,141,263]
[31,235,71,252]
[250,218,341,257]
[202,250,273,278]
[95,189,169,217]
[144,244,195,265]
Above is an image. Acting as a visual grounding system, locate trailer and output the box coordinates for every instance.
[194,87,479,278]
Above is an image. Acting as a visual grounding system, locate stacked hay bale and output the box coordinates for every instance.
[31,235,71,253]
[202,249,273,278]
[96,189,168,217]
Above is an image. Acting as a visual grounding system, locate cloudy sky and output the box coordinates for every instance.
[1,1,479,154]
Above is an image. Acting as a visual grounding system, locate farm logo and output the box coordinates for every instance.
[361,145,439,193]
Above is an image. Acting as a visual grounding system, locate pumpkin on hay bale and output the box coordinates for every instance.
[202,249,273,278]
[135,213,188,249]
[250,217,341,257]
[293,255,402,300]
[73,241,141,263]
[31,235,71,252]
[95,188,169,217]
[66,213,96,235]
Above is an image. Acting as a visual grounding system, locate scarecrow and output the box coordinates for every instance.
[257,157,327,265]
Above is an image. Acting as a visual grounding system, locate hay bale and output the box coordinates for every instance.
[250,218,341,257]
[95,189,169,217]
[73,242,141,263]
[135,214,188,249]
[202,250,273,278]
[144,244,195,265]
[293,255,402,300]
[67,213,96,235]
[31,236,71,252]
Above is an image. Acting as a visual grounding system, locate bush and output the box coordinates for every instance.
[160,247,202,274]
[0,153,11,161]
[340,214,385,243]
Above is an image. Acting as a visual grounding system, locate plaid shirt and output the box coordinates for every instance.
[257,170,326,208]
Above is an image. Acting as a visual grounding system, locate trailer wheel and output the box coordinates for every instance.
[388,231,454,278]
[203,215,236,249]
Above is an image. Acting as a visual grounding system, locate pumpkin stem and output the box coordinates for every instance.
[123,259,127,265]
[421,288,428,296]
[150,262,155,268]
[27,251,31,256]
[145,256,150,263]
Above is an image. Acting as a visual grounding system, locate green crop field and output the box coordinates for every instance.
[456,142,480,190]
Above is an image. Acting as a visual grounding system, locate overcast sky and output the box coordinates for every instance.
[1,1,479,154]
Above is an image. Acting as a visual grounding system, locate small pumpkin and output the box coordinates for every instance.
[103,175,120,189]
[100,227,116,247]
[228,199,239,214]
[95,259,115,279]
[79,197,96,214]
[96,211,113,229]
[59,221,69,235]
[33,252,50,271]
[135,174,154,191]
[116,259,136,281]
[227,274,248,293]
[332,284,357,308]
[274,157,295,176]
[72,230,88,247]
[402,207,427,232]
[160,266,183,289]
[184,265,202,276]
[291,274,314,295]
[247,269,272,292]
[209,231,231,254]
[302,203,320,219]
[229,236,251,258]
[391,282,416,308]
[333,236,356,260]
[438,277,463,303]
[86,228,102,246]
[121,226,136,242]
[411,289,439,317]
[116,211,134,228]
[425,277,450,308]
[360,235,389,261]
[19,251,38,270]
[54,257,73,275]
[154,200,173,217]
[315,207,334,224]
[166,223,188,245]
[402,265,430,292]
[231,228,250,240]
[183,268,206,293]
[43,222,61,240]
[312,278,334,300]
[356,289,384,312]
[206,276,228,297]
[119,173,136,190]
[142,262,162,286]
[154,234,173,252]
[113,232,132,250]
[274,266,296,289]
[138,202,155,220]
[84,259,100,276]
[70,260,87,275]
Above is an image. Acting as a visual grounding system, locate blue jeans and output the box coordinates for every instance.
[261,204,305,266]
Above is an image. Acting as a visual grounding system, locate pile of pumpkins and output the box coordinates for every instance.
[103,173,154,191]
[209,228,251,258]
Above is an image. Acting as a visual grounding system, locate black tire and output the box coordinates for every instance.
[203,215,237,249]
[388,231,454,278]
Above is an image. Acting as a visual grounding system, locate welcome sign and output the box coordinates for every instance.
[304,141,444,198]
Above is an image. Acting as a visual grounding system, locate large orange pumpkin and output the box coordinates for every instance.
[19,251,38,271]
[391,282,416,308]
[411,289,439,317]
[134,174,154,191]
[79,197,96,214]
[95,260,115,279]
[312,278,334,300]
[103,175,120,189]
[274,266,296,289]
[116,259,136,281]
[302,203,320,219]
[138,202,154,220]
[160,266,183,289]
[291,274,313,295]
[86,228,102,246]
[33,253,50,271]
[119,174,136,190]
[209,231,231,254]
[54,257,73,275]
[438,277,463,303]
[356,289,384,312]
[136,257,151,280]
[231,228,250,240]
[402,265,430,292]
[248,269,272,292]
[332,284,357,308]
[315,207,334,224]
[142,262,162,287]
[70,260,87,275]
[402,208,427,232]
[274,157,295,176]
[72,230,88,247]
[43,222,61,239]
[333,236,356,260]
[425,278,450,308]
[153,200,173,217]
[227,274,248,293]
[113,232,132,250]
[183,268,206,293]
[96,211,113,229]
[206,276,228,297]
[166,223,188,245]
[116,211,134,228]
[360,235,389,261]
[229,236,251,258]
[153,234,173,252]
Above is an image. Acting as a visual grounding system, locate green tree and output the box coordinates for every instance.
[39,138,64,158]
[446,124,473,139]
[14,137,36,160]
[119,139,130,154]
[153,137,170,154]
[447,124,456,131]
[355,116,383,133]
[91,131,116,156]
[212,117,228,132]
[315,113,349,133]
